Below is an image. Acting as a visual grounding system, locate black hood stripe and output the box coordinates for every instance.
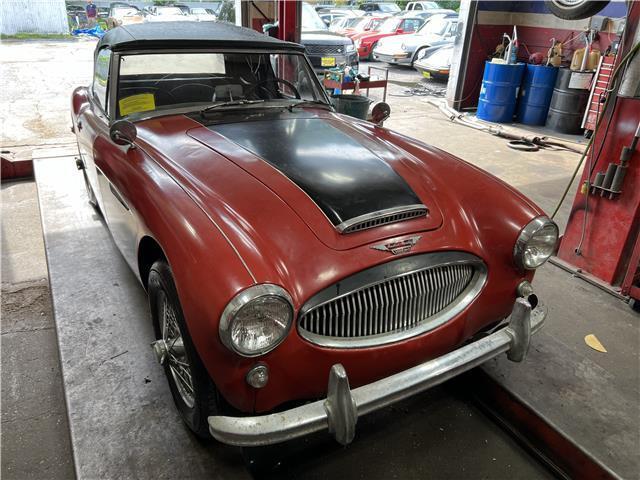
[207,118,422,227]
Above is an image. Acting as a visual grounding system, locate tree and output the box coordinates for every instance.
[437,1,460,11]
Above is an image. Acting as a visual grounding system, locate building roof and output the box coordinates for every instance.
[96,21,304,53]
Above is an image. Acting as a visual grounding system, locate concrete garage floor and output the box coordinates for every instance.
[1,40,638,479]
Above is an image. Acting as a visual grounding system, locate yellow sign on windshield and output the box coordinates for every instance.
[119,93,156,116]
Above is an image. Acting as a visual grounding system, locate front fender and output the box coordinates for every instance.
[116,144,260,411]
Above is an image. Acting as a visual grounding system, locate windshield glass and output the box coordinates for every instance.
[418,16,450,35]
[116,51,326,119]
[379,18,400,33]
[378,3,401,12]
[343,17,361,28]
[301,3,327,31]
[369,18,384,30]
[113,7,138,16]
[157,7,183,15]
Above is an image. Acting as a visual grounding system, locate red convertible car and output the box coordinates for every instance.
[353,16,424,60]
[72,22,556,447]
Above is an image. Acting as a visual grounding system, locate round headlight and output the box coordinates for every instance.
[219,284,293,357]
[345,43,355,53]
[514,217,559,270]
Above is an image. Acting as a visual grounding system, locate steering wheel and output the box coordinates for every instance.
[246,77,301,100]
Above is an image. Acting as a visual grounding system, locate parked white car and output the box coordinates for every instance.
[373,14,458,66]
[405,1,440,11]
[189,7,217,21]
[145,6,191,22]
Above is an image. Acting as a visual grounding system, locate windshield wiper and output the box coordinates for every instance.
[200,99,265,115]
[287,100,335,112]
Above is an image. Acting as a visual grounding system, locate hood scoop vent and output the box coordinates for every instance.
[337,204,428,234]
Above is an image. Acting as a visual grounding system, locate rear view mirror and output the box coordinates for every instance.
[370,102,391,126]
[396,28,405,34]
[110,119,137,147]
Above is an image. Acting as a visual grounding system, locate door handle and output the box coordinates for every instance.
[77,120,83,131]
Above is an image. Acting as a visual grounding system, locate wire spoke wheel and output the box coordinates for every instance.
[159,290,195,408]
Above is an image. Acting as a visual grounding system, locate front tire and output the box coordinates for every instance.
[148,260,221,439]
[412,47,426,68]
[545,0,609,20]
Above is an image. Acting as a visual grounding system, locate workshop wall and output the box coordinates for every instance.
[1,0,69,35]
[456,0,626,110]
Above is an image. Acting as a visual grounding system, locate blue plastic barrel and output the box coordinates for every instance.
[477,62,525,123]
[516,64,559,125]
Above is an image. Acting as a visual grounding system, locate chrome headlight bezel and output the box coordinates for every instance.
[345,43,356,53]
[514,216,559,270]
[219,284,293,357]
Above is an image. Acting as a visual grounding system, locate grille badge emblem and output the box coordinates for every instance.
[371,235,421,255]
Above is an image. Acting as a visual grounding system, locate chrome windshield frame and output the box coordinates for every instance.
[108,48,331,124]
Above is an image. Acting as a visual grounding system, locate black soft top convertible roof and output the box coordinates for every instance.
[96,22,304,54]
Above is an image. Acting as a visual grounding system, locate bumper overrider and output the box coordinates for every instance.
[208,297,546,446]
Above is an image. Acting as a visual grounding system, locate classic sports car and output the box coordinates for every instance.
[72,21,556,447]
[413,43,454,79]
[373,13,457,67]
[353,16,424,60]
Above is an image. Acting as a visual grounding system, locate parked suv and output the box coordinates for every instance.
[301,3,358,72]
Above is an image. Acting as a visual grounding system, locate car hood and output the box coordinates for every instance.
[185,112,444,250]
[302,31,352,45]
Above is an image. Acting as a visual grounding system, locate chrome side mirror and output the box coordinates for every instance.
[370,102,391,126]
[110,119,137,148]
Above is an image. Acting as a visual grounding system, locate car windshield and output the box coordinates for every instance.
[378,3,401,12]
[354,17,371,30]
[417,16,450,36]
[157,7,183,15]
[379,18,400,33]
[191,8,207,14]
[116,51,327,119]
[368,18,384,30]
[113,7,138,16]
[302,3,328,31]
[343,17,361,28]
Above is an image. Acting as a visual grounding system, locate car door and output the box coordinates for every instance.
[84,49,140,270]
[76,47,111,211]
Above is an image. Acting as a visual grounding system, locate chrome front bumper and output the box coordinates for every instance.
[208,298,546,447]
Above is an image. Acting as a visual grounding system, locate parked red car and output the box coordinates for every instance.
[72,22,555,447]
[354,16,424,60]
[342,16,385,38]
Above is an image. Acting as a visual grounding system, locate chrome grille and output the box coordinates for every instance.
[298,253,486,348]
[305,44,345,56]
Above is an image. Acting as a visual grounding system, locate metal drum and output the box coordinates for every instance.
[477,61,525,123]
[516,64,558,125]
[331,94,371,120]
[546,67,591,134]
